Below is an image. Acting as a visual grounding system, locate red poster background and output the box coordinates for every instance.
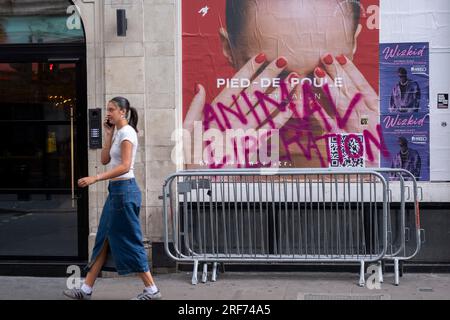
[182,0,379,120]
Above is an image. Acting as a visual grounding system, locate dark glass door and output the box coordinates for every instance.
[0,45,88,260]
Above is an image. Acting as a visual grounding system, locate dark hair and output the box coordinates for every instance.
[398,136,408,146]
[398,67,408,76]
[226,0,361,47]
[110,96,138,132]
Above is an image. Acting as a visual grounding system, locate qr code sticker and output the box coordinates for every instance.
[329,134,365,168]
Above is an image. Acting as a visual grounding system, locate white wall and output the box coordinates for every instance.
[381,0,450,184]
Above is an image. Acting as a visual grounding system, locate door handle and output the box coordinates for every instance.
[70,106,75,208]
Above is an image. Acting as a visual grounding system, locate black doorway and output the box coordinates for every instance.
[0,44,89,266]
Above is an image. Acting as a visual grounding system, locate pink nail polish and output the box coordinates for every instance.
[315,67,326,78]
[276,57,288,68]
[255,53,266,64]
[323,54,334,65]
[288,73,300,84]
[336,54,347,65]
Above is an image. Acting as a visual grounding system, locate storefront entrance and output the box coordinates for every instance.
[0,45,88,262]
[0,2,88,271]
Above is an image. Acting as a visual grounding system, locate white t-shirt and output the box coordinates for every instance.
[109,125,138,179]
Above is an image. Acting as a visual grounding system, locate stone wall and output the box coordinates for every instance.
[75,0,177,262]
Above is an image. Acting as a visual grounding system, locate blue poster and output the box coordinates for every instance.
[380,42,430,181]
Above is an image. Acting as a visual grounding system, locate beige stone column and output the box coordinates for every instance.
[76,0,178,266]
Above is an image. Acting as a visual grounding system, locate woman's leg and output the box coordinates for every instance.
[132,271,162,300]
[137,271,156,287]
[85,241,110,287]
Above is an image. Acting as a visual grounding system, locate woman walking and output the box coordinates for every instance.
[63,97,161,300]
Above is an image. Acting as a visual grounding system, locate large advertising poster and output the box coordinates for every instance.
[181,0,382,169]
[380,42,430,181]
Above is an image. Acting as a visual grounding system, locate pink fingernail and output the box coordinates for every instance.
[276,57,288,68]
[314,67,326,78]
[255,53,266,64]
[288,73,300,83]
[323,54,334,65]
[336,54,347,65]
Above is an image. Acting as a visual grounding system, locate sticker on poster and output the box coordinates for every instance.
[437,93,448,109]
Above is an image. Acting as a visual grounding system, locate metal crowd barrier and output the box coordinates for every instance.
[161,168,422,287]
[378,169,424,285]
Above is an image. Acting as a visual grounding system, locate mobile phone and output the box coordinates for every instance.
[106,118,113,127]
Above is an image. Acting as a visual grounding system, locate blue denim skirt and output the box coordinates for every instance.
[86,179,150,275]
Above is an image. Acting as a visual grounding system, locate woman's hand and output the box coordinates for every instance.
[312,54,380,166]
[103,116,115,136]
[183,53,301,167]
[314,54,379,133]
[78,176,97,188]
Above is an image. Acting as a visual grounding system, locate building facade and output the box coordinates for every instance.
[0,0,449,275]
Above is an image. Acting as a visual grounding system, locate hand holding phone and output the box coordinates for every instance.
[104,116,114,134]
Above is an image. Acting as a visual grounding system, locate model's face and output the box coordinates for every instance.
[399,140,408,152]
[231,0,357,76]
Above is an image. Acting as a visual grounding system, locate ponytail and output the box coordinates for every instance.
[110,96,138,132]
[128,107,139,133]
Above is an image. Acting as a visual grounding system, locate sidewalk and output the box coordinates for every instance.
[1,271,449,300]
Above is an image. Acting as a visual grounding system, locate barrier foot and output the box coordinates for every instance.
[378,261,384,283]
[202,263,208,283]
[394,259,400,286]
[359,261,365,287]
[192,260,199,285]
[211,262,218,282]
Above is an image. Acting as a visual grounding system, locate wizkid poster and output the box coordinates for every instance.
[380,42,430,181]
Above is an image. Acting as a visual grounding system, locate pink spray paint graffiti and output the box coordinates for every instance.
[201,80,389,169]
